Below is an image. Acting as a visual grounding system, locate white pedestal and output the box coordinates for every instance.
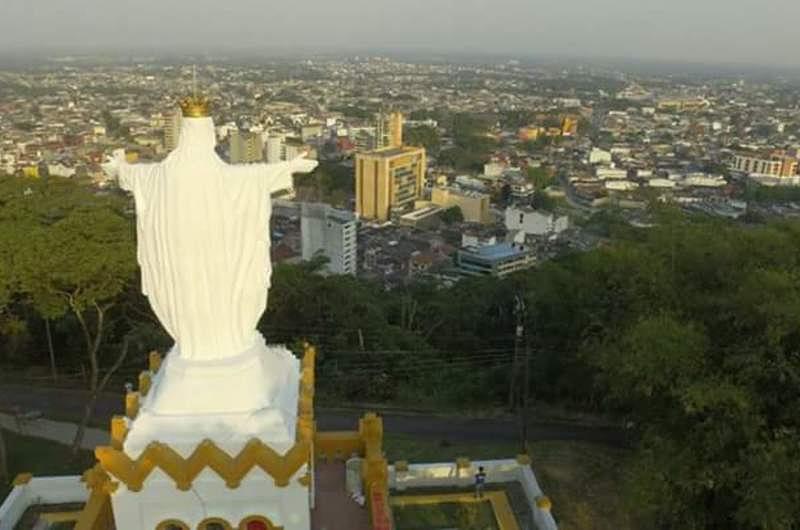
[111,467,311,530]
[110,337,311,530]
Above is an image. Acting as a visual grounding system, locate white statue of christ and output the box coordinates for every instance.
[106,99,317,362]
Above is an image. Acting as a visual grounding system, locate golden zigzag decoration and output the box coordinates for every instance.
[95,438,310,492]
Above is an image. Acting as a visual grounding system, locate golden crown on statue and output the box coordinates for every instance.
[179,95,211,118]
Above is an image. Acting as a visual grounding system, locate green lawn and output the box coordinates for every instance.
[394,500,499,530]
[2,430,95,498]
[383,434,636,530]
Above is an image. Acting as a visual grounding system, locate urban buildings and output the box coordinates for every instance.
[656,97,709,112]
[561,116,579,136]
[164,108,182,152]
[518,126,562,142]
[374,113,390,150]
[355,146,427,221]
[373,111,404,150]
[284,138,309,161]
[264,135,312,163]
[229,129,264,163]
[431,186,491,224]
[355,113,427,222]
[388,111,403,149]
[588,148,612,165]
[731,150,799,178]
[3,57,800,286]
[457,242,536,278]
[505,206,570,237]
[266,134,284,163]
[300,202,357,275]
[398,205,443,228]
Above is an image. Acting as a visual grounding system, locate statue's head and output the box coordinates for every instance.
[179,95,211,118]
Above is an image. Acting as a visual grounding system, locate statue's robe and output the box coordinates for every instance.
[119,117,313,360]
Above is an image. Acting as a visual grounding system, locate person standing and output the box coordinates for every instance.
[475,466,487,498]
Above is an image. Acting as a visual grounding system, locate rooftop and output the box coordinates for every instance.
[462,243,532,260]
[441,185,489,199]
[360,146,424,158]
[401,206,443,221]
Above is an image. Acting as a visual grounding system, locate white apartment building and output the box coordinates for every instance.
[229,129,264,164]
[505,206,569,237]
[301,203,357,275]
[589,148,612,165]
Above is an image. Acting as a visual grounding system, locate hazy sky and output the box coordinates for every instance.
[2,0,799,67]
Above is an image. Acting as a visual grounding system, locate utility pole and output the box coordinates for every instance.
[508,295,526,411]
[520,320,532,455]
[509,294,531,454]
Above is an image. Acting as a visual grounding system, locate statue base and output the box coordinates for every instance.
[124,334,299,458]
[108,337,312,530]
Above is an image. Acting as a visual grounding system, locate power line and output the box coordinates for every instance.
[326,359,514,379]
[322,352,513,364]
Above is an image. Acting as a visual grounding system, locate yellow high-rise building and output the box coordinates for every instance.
[356,146,426,222]
[356,111,427,222]
[374,111,405,150]
[389,112,403,148]
[561,116,578,136]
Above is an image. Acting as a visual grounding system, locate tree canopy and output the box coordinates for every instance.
[0,176,138,450]
[526,213,800,529]
[438,113,497,171]
[440,206,464,225]
[404,125,440,154]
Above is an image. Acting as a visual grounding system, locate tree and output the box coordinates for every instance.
[0,210,20,335]
[437,147,483,171]
[531,192,556,212]
[440,206,464,225]
[497,183,512,208]
[1,177,137,453]
[526,167,553,190]
[498,110,535,129]
[0,214,14,482]
[577,116,591,135]
[101,110,130,140]
[293,162,353,208]
[404,125,440,153]
[437,113,497,170]
[582,220,800,529]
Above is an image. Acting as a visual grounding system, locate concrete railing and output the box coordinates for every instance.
[388,458,558,530]
[314,431,363,461]
[0,475,88,530]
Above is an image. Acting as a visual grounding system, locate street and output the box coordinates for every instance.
[0,383,626,447]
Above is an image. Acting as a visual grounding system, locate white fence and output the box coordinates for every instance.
[388,458,558,530]
[0,476,88,530]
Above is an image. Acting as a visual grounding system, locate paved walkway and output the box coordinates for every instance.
[312,462,371,530]
[0,412,108,451]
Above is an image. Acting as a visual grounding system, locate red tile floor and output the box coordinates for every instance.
[311,461,372,530]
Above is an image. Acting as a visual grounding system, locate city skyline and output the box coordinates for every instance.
[2,0,800,69]
[2,11,800,527]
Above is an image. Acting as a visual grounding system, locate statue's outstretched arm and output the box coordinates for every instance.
[261,154,318,193]
[289,154,318,175]
[101,149,126,181]
[102,149,160,193]
[224,154,318,194]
